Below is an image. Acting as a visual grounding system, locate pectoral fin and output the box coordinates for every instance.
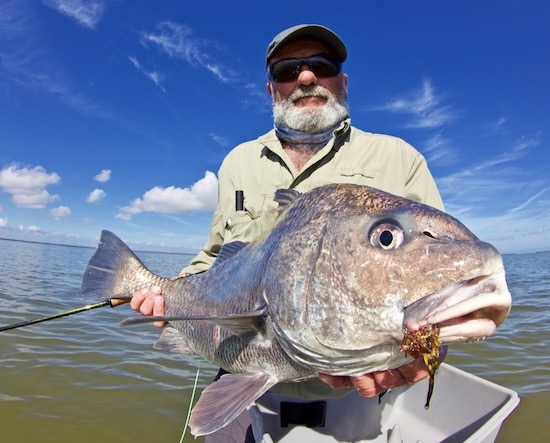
[189,372,278,437]
[120,306,267,341]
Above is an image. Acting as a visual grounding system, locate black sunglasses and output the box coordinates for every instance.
[267,54,342,83]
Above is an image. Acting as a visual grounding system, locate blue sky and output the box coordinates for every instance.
[0,0,548,255]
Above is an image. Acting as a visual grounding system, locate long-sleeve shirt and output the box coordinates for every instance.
[181,118,443,276]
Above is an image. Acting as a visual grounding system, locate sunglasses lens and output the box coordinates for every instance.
[269,55,341,82]
[270,59,299,82]
[308,57,341,77]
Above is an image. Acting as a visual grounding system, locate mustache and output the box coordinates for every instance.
[288,85,332,102]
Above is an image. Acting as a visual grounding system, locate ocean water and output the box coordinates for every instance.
[0,238,548,442]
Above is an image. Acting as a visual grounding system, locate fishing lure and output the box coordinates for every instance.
[400,324,441,409]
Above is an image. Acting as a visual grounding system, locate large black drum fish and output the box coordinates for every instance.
[79,184,512,436]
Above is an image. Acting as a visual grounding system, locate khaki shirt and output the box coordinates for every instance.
[181,119,443,275]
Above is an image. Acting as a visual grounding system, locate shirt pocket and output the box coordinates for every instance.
[224,197,266,243]
[339,168,375,181]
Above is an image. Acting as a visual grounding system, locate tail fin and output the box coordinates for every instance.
[79,230,159,301]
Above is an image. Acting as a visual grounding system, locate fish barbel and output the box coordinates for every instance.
[79,183,512,436]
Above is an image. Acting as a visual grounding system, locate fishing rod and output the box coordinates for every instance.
[0,298,129,332]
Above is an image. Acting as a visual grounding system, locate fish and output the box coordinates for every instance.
[79,183,512,436]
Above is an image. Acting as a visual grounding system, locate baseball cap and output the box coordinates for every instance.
[266,24,347,65]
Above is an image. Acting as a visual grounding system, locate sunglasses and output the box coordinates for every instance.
[267,54,342,83]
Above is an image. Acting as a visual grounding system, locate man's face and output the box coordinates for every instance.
[267,38,349,133]
[266,38,348,107]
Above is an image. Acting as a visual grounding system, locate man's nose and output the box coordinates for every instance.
[296,65,318,86]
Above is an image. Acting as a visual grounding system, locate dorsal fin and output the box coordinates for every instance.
[212,241,248,267]
[274,188,302,209]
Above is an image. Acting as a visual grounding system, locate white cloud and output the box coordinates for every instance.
[87,188,106,203]
[128,56,166,92]
[12,190,59,208]
[140,22,235,83]
[527,227,550,236]
[478,117,511,139]
[50,205,71,220]
[438,135,540,198]
[209,132,231,147]
[1,1,109,117]
[421,133,456,165]
[94,169,111,183]
[116,171,218,221]
[0,164,60,208]
[494,117,507,128]
[41,0,106,29]
[0,218,7,228]
[375,79,454,129]
[437,135,546,251]
[507,187,550,215]
[452,195,550,254]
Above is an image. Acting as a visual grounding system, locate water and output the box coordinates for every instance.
[0,238,549,442]
[446,251,550,442]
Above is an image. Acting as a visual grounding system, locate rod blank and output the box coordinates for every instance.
[0,298,130,332]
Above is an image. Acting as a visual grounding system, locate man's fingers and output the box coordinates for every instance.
[318,373,354,389]
[130,286,163,312]
[396,358,430,383]
[152,295,166,328]
[128,286,165,327]
[349,373,383,397]
[318,373,383,397]
[373,369,406,389]
[130,288,147,310]
[318,346,450,398]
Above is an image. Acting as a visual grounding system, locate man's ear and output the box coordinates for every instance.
[266,82,273,97]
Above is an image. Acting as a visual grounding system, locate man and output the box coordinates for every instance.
[132,24,445,441]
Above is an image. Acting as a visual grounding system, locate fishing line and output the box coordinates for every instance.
[178,359,202,443]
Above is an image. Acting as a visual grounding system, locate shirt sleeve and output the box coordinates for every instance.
[405,151,445,212]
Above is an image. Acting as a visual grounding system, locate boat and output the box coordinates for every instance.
[248,363,519,443]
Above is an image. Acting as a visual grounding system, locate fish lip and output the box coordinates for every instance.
[403,268,512,343]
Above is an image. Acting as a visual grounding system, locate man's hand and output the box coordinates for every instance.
[130,274,188,327]
[319,346,448,397]
[130,286,166,327]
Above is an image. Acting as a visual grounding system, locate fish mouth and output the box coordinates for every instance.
[403,268,512,343]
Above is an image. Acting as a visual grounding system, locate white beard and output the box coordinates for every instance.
[273,85,349,133]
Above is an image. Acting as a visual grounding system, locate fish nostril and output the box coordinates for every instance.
[423,231,437,239]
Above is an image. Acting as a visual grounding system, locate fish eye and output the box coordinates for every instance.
[369,222,404,250]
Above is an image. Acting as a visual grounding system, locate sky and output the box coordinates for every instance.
[0,0,549,255]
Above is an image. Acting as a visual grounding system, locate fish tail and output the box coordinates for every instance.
[79,230,164,301]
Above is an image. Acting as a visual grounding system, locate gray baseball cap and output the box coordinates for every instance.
[265,24,347,65]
